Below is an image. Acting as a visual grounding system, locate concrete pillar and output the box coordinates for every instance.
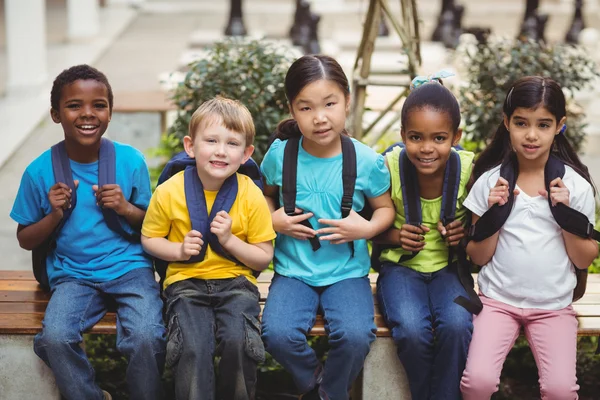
[360,338,411,399]
[4,0,47,90]
[0,335,60,399]
[67,0,100,39]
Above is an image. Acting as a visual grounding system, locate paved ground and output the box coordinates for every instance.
[0,0,599,270]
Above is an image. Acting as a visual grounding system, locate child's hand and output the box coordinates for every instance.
[93,184,131,216]
[272,207,317,240]
[180,230,203,261]
[488,177,519,207]
[539,177,570,207]
[437,220,465,246]
[210,210,233,245]
[317,210,370,244]
[48,180,79,218]
[399,224,430,252]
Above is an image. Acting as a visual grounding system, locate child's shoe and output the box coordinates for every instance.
[102,390,112,400]
[299,384,322,400]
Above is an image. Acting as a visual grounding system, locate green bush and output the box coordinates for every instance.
[153,38,294,181]
[456,37,599,153]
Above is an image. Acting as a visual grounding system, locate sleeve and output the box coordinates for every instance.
[141,186,172,237]
[463,171,494,217]
[10,170,48,226]
[130,154,152,211]
[245,183,277,244]
[568,176,596,225]
[364,154,391,198]
[260,139,283,187]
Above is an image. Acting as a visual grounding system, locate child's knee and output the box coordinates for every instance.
[261,321,305,354]
[329,324,375,354]
[121,324,166,354]
[460,366,499,399]
[36,325,81,349]
[540,378,578,400]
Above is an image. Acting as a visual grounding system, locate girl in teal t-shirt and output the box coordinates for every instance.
[374,77,475,400]
[260,54,395,400]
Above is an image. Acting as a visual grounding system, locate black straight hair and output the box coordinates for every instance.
[400,81,461,133]
[473,76,593,191]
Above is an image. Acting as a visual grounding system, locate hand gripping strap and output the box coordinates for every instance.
[183,166,240,265]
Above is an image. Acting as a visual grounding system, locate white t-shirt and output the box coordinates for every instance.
[464,164,596,310]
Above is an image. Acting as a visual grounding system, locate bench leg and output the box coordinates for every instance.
[0,335,60,399]
[357,337,411,400]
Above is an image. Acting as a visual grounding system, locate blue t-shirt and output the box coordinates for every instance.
[261,137,390,286]
[10,141,153,287]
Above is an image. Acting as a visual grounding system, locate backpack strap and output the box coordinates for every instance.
[340,135,357,256]
[398,149,422,263]
[97,138,140,242]
[282,137,321,251]
[183,166,241,265]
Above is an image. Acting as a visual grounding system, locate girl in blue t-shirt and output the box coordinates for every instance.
[260,54,395,400]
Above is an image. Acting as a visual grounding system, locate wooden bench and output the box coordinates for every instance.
[2,271,599,399]
[112,90,176,135]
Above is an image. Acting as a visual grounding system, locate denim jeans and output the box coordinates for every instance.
[377,263,473,400]
[34,267,167,400]
[163,276,264,400]
[261,273,376,400]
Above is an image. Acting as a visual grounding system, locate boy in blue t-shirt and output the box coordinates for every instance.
[10,65,166,400]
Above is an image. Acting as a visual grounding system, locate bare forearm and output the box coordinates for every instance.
[141,235,182,261]
[17,212,63,250]
[221,236,273,271]
[563,231,599,269]
[364,206,396,240]
[120,203,146,229]
[372,227,401,245]
[466,232,500,266]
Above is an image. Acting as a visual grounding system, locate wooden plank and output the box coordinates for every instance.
[112,91,176,113]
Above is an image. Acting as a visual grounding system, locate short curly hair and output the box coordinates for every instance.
[50,64,113,112]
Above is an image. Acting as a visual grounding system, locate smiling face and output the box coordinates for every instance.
[183,119,254,191]
[505,106,565,166]
[401,107,461,176]
[50,79,111,155]
[290,79,350,157]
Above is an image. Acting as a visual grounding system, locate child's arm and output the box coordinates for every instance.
[93,184,145,228]
[17,182,75,250]
[210,210,273,271]
[141,231,204,262]
[466,177,517,265]
[317,192,395,243]
[263,184,317,240]
[540,178,599,269]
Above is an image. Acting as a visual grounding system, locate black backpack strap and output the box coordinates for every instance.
[440,150,461,226]
[467,155,518,243]
[183,167,241,265]
[282,137,321,251]
[341,135,357,256]
[398,149,421,263]
[453,247,484,315]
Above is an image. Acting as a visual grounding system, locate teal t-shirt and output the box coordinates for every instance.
[261,137,390,286]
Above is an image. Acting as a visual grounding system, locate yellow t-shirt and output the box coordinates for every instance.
[142,171,276,289]
[380,147,474,273]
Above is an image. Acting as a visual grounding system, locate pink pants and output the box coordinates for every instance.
[460,295,579,400]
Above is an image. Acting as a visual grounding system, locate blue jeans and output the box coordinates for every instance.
[377,263,473,400]
[262,274,376,400]
[34,267,167,400]
[163,276,264,400]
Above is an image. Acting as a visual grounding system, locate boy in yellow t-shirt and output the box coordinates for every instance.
[141,96,276,400]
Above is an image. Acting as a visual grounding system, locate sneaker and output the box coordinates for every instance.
[102,390,112,400]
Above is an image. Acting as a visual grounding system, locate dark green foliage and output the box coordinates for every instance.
[160,38,293,165]
[457,38,599,153]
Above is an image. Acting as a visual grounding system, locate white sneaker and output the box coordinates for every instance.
[102,390,112,400]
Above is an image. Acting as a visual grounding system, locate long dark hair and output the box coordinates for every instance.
[272,55,350,143]
[473,76,593,189]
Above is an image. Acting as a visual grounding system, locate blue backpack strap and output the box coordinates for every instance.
[398,149,421,263]
[282,137,321,251]
[340,135,357,256]
[183,166,240,264]
[97,138,140,242]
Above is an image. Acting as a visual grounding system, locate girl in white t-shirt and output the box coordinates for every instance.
[460,76,597,400]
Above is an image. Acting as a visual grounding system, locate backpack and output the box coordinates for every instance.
[466,153,600,302]
[281,135,358,255]
[370,143,484,315]
[32,138,139,291]
[154,151,264,284]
